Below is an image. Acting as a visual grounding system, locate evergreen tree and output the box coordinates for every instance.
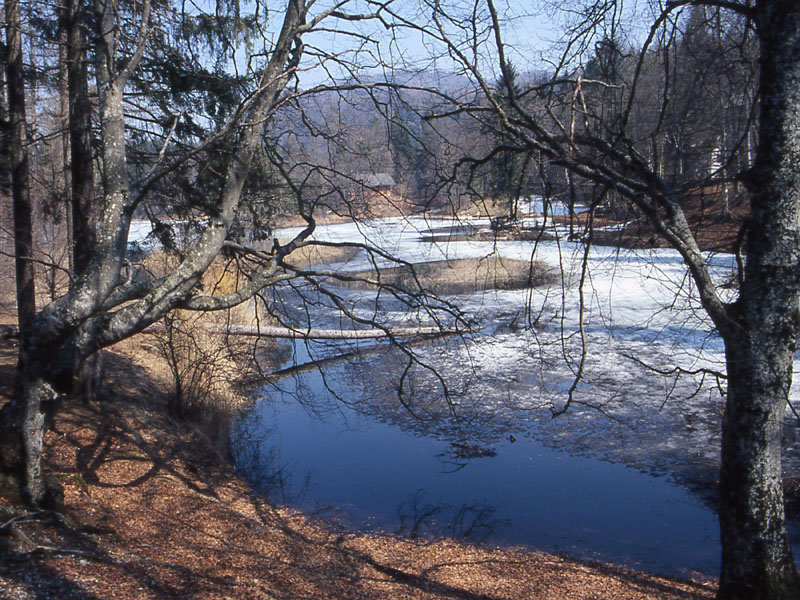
[490,59,524,219]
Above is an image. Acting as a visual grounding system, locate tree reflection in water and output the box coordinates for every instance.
[397,490,509,543]
[232,328,742,577]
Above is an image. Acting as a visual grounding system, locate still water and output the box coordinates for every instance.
[233,344,722,579]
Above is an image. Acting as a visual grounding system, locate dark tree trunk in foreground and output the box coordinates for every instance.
[4,0,34,335]
[64,0,95,276]
[720,336,798,599]
[715,3,800,597]
[59,0,101,402]
[1,0,45,506]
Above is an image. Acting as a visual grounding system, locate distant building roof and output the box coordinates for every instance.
[354,173,396,189]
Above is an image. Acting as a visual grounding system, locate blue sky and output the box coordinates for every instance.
[222,0,657,88]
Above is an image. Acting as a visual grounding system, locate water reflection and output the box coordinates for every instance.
[397,490,508,543]
[233,345,725,578]
[232,217,800,580]
[329,334,727,501]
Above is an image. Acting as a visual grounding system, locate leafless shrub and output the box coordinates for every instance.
[143,253,276,449]
[150,312,250,450]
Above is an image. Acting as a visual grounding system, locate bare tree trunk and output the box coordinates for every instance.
[65,0,95,276]
[5,0,35,335]
[719,332,798,598]
[1,0,49,507]
[57,4,73,277]
[64,0,102,400]
[715,3,800,597]
[0,365,56,505]
[564,168,576,239]
[720,131,730,219]
[150,323,453,339]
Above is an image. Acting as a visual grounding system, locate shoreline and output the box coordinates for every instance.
[0,332,717,598]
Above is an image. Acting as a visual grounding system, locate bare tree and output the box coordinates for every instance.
[3,0,35,337]
[380,0,800,597]
[0,0,451,508]
[5,0,791,595]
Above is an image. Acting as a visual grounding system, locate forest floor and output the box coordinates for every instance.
[0,331,717,599]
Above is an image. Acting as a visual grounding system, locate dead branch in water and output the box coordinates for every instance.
[145,323,457,340]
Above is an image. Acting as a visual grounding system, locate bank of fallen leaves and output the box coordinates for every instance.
[0,336,716,599]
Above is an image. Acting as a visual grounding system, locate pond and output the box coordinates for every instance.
[234,347,721,578]
[231,217,800,580]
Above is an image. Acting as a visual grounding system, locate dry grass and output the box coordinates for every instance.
[456,197,509,218]
[274,192,426,227]
[283,243,361,268]
[146,316,251,448]
[336,256,557,296]
[124,252,283,449]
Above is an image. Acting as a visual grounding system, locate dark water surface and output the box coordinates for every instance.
[234,358,726,579]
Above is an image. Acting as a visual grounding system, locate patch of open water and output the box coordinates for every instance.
[232,341,748,579]
[235,381,719,578]
[231,219,800,580]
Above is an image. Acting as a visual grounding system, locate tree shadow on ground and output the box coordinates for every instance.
[243,495,715,600]
[0,546,105,600]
